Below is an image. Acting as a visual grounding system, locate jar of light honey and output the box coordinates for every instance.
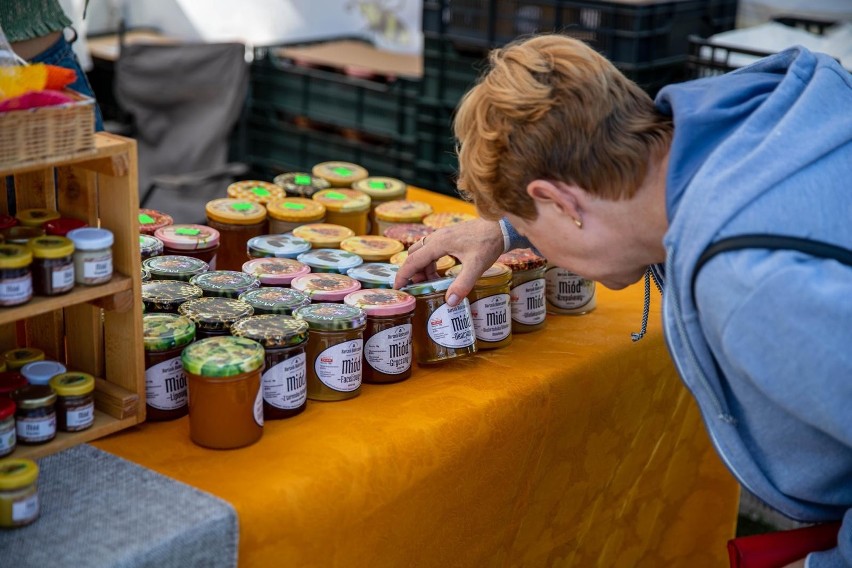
[266,198,326,234]
[400,277,476,364]
[292,223,355,249]
[311,161,369,188]
[446,263,512,350]
[422,212,477,230]
[350,177,407,234]
[312,190,371,236]
[0,458,40,528]
[373,201,433,237]
[544,263,597,315]
[204,199,267,271]
[497,248,547,333]
[226,180,285,205]
[340,235,404,263]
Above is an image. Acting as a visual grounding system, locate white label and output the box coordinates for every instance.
[510,278,547,325]
[16,414,56,443]
[365,324,412,375]
[427,300,475,349]
[145,356,188,411]
[315,340,363,392]
[66,402,95,429]
[545,267,596,310]
[12,493,39,523]
[51,265,75,290]
[0,427,15,453]
[83,254,112,279]
[470,293,511,343]
[262,353,307,410]
[0,275,31,305]
[253,385,264,427]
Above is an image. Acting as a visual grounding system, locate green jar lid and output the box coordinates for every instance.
[178,297,254,331]
[142,280,204,311]
[143,313,196,352]
[346,262,399,289]
[189,270,260,298]
[142,255,209,280]
[400,276,455,296]
[181,336,265,377]
[231,315,309,348]
[238,287,311,315]
[294,302,366,331]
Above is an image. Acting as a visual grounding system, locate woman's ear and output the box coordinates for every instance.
[526,179,582,220]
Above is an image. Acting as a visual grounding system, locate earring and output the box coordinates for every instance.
[574,218,583,229]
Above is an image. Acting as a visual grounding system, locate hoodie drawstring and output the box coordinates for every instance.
[631,266,664,342]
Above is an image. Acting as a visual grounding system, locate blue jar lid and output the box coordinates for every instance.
[296,248,363,273]
[20,360,67,386]
[67,227,114,251]
[246,234,311,259]
[346,262,399,288]
[400,276,455,296]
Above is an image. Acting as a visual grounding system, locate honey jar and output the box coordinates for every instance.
[0,458,40,528]
[11,385,56,445]
[311,161,369,188]
[141,280,204,314]
[48,372,95,432]
[545,263,597,315]
[273,172,331,198]
[142,255,209,282]
[373,200,433,237]
[154,224,220,269]
[350,177,407,234]
[242,258,310,287]
[246,234,312,259]
[346,263,399,289]
[266,198,326,234]
[312,189,371,236]
[27,236,74,296]
[204,198,267,271]
[291,273,361,303]
[382,223,433,249]
[296,248,363,275]
[292,223,355,249]
[447,263,513,350]
[343,289,414,383]
[0,244,33,307]
[422,212,477,230]
[238,287,311,315]
[390,251,457,277]
[497,248,547,333]
[0,398,15,457]
[143,313,195,421]
[138,209,173,236]
[400,277,476,364]
[340,235,404,263]
[226,180,285,205]
[190,270,260,299]
[178,297,254,339]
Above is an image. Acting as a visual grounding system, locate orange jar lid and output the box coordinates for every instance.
[446,262,512,288]
[351,177,407,202]
[311,161,369,187]
[205,198,266,225]
[226,180,285,204]
[340,235,404,261]
[422,212,477,229]
[266,198,326,222]
[312,189,371,213]
[291,223,355,248]
[374,200,433,223]
[389,250,456,274]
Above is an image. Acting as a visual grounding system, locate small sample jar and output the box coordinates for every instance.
[44,218,87,237]
[498,248,547,333]
[189,270,260,299]
[291,273,361,303]
[0,226,44,245]
[246,234,312,260]
[16,208,60,229]
[27,236,75,296]
[143,313,195,421]
[296,248,363,275]
[266,198,326,234]
[239,287,311,315]
[49,372,95,432]
[0,216,17,232]
[340,235,404,263]
[242,258,310,287]
[20,361,66,386]
[447,263,512,350]
[142,255,208,282]
[226,180,285,205]
[178,297,254,339]
[346,263,399,289]
[545,263,597,315]
[0,398,15,457]
[311,161,369,188]
[138,208,173,236]
[422,212,477,230]
[0,372,27,400]
[11,385,56,445]
[155,224,220,269]
[291,223,355,249]
[343,289,415,383]
[295,303,366,401]
[0,245,33,307]
[181,336,265,449]
[142,280,204,314]
[312,189,371,236]
[351,177,407,235]
[67,228,114,286]
[139,234,164,260]
[204,198,267,271]
[373,200,433,237]
[390,250,457,277]
[0,458,40,528]
[383,223,433,249]
[400,277,477,365]
[273,172,331,198]
[3,349,44,372]
[231,315,309,420]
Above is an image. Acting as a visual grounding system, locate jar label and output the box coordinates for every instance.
[510,278,546,325]
[545,268,596,310]
[253,384,264,427]
[0,426,15,453]
[0,274,32,305]
[66,401,95,429]
[145,356,188,411]
[262,353,307,410]
[12,493,39,523]
[365,324,412,375]
[52,264,75,290]
[83,254,113,279]
[427,301,475,349]
[470,293,511,343]
[16,414,56,443]
[315,340,363,392]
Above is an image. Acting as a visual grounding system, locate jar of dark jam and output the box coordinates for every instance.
[227,180,286,205]
[0,398,16,457]
[0,372,27,400]
[238,287,311,315]
[231,315,309,420]
[0,245,33,307]
[49,372,95,432]
[139,234,164,260]
[178,297,254,339]
[142,255,208,282]
[11,385,56,445]
[141,280,204,314]
[189,270,260,299]
[266,198,326,234]
[204,199,267,271]
[27,236,75,296]
[0,458,40,528]
[143,313,195,421]
[44,217,87,237]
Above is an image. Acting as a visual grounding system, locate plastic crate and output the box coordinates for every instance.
[413,161,462,197]
[421,38,486,107]
[416,102,459,168]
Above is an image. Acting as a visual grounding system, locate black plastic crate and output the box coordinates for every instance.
[421,38,486,107]
[416,102,459,168]
[413,161,462,197]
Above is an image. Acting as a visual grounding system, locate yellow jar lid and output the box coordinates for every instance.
[389,250,456,274]
[28,235,74,259]
[0,458,38,490]
[49,371,96,396]
[16,208,60,228]
[422,212,477,229]
[267,198,326,222]
[312,189,371,213]
[446,262,512,287]
[351,177,407,200]
[374,200,434,223]
[340,235,404,260]
[205,198,267,225]
[0,244,32,269]
[292,223,355,247]
[226,180,285,204]
[4,347,44,369]
[311,161,369,187]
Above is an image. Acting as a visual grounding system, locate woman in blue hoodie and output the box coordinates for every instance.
[396,35,852,567]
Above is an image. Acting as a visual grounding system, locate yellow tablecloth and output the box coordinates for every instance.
[95,188,738,567]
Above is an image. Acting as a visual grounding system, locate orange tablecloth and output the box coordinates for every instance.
[95,188,738,567]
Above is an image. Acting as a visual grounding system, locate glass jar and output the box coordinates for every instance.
[0,226,44,245]
[0,215,17,232]
[0,245,33,307]
[0,458,40,528]
[382,223,433,249]
[447,263,512,350]
[189,270,260,299]
[343,289,414,384]
[20,360,66,386]
[181,336,265,449]
[11,385,56,445]
[242,258,309,287]
[143,313,195,421]
[346,263,399,289]
[373,201,433,237]
[178,297,254,339]
[291,223,355,249]
[390,251,457,277]
[155,224,220,270]
[138,208,173,236]
[266,198,326,234]
[246,234,312,260]
[204,198,267,271]
[545,263,597,315]
[497,248,548,333]
[0,398,16,458]
[291,273,361,303]
[49,372,95,432]
[66,228,114,286]
[273,172,331,198]
[351,176,407,235]
[295,303,366,401]
[238,287,311,315]
[141,268,151,283]
[16,208,60,229]
[27,236,75,295]
[139,234,164,260]
[3,349,44,372]
[231,315,309,420]
[422,212,477,230]
[296,248,363,275]
[44,218,87,237]
[400,277,477,365]
[142,255,208,282]
[0,372,27,400]
[311,161,369,188]
[340,235,404,263]
[141,280,204,314]
[226,180,285,205]
[312,189,371,236]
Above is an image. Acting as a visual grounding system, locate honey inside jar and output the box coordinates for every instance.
[400,277,476,364]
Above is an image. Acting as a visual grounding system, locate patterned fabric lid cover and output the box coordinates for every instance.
[178,297,254,330]
[294,302,366,331]
[143,255,209,277]
[143,313,196,351]
[230,314,309,348]
[190,270,260,294]
[238,287,311,314]
[181,336,265,377]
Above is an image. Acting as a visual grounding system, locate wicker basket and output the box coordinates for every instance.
[0,89,96,169]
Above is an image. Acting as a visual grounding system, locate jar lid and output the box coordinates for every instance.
[0,459,38,490]
[226,180,285,204]
[389,251,457,274]
[143,313,197,351]
[231,314,309,348]
[0,226,43,245]
[446,262,512,287]
[346,262,399,288]
[294,303,366,330]
[400,276,455,296]
[382,223,433,248]
[142,255,209,279]
[296,248,363,273]
[0,215,17,230]
[291,223,355,247]
[422,212,477,229]
[44,217,87,236]
[138,209,173,233]
[0,243,32,268]
[374,200,434,223]
[139,234,164,257]
[351,177,407,200]
[343,289,415,316]
[49,372,95,396]
[16,208,60,228]
[497,248,547,271]
[312,189,371,213]
[67,227,114,251]
[340,235,404,261]
[27,235,74,259]
[246,234,312,258]
[178,297,254,330]
[181,336,265,377]
[189,271,260,296]
[4,348,44,369]
[242,258,310,286]
[266,198,327,222]
[273,172,331,197]
[142,280,204,308]
[0,371,27,396]
[205,198,267,225]
[21,360,67,385]
[291,273,361,302]
[154,224,220,250]
[311,161,369,187]
[239,287,311,315]
[141,268,151,282]
[0,397,14,420]
[12,384,57,409]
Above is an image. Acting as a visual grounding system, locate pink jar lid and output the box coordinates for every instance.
[291,273,361,302]
[155,224,221,251]
[242,258,310,286]
[343,288,415,316]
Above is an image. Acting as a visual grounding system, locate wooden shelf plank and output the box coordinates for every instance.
[0,133,130,177]
[12,411,140,460]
